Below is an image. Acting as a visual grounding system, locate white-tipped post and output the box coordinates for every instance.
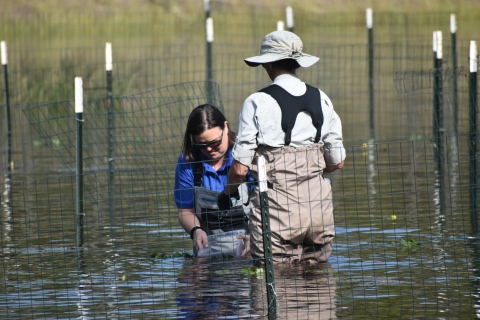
[286,6,294,29]
[105,42,112,72]
[1,41,7,66]
[435,31,442,59]
[471,41,478,73]
[206,17,214,43]
[75,77,83,113]
[204,0,210,13]
[277,20,284,31]
[432,31,437,53]
[366,8,373,29]
[258,156,267,192]
[450,14,456,34]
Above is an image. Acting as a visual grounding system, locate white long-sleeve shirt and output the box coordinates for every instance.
[232,73,346,167]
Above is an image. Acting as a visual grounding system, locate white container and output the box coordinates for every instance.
[197,229,245,257]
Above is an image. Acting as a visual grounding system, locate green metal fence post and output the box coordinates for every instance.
[205,10,214,104]
[433,31,445,167]
[433,31,438,145]
[433,31,446,211]
[106,42,115,220]
[1,41,12,207]
[257,155,276,318]
[367,8,375,139]
[75,77,85,248]
[451,14,458,135]
[469,41,478,235]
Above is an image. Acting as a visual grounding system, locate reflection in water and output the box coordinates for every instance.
[0,181,12,318]
[73,220,125,319]
[252,262,337,320]
[470,240,480,319]
[448,135,459,211]
[104,228,123,319]
[76,248,91,319]
[176,259,336,319]
[176,258,254,319]
[366,139,377,211]
[1,137,479,318]
[431,135,459,315]
[1,177,12,242]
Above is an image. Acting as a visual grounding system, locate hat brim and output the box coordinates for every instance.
[244,54,319,68]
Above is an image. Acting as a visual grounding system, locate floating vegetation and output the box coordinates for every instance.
[241,265,265,277]
[214,269,233,275]
[392,239,420,250]
[150,252,193,260]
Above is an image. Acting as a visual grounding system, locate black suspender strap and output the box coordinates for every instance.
[259,84,324,145]
[193,161,203,187]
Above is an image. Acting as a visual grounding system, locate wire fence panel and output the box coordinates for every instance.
[1,41,473,144]
[0,7,479,319]
[1,137,479,318]
[19,81,222,214]
[26,81,222,167]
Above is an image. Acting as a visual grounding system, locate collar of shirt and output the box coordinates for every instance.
[273,72,299,83]
[271,73,307,96]
[199,147,233,172]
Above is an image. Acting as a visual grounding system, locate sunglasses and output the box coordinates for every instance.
[192,129,224,150]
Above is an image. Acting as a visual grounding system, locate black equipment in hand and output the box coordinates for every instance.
[217,189,240,211]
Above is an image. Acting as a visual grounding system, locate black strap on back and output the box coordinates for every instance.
[193,161,203,187]
[259,84,324,145]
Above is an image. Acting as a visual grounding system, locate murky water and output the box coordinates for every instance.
[0,9,479,316]
[1,132,479,319]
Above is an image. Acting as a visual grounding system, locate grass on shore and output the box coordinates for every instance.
[2,0,479,18]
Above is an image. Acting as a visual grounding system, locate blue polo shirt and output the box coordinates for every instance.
[174,148,253,209]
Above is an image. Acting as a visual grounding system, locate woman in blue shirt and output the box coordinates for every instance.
[174,104,251,256]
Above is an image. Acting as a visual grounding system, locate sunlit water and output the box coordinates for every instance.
[1,134,479,319]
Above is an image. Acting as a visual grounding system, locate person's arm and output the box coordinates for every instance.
[324,161,344,173]
[225,160,249,194]
[217,160,249,210]
[174,154,209,249]
[226,94,262,193]
[177,208,208,250]
[217,95,259,208]
[321,92,346,170]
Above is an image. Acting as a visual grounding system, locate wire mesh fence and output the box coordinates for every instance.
[0,42,474,182]
[0,5,479,319]
[22,81,223,170]
[1,136,479,318]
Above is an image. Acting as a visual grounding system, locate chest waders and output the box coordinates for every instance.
[192,162,251,257]
[249,84,334,263]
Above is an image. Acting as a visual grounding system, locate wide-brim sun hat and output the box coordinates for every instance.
[244,30,319,68]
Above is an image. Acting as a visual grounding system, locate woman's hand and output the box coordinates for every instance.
[178,208,209,251]
[193,228,209,251]
[237,234,250,256]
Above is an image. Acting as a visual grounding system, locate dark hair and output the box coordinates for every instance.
[182,104,236,161]
[271,58,300,72]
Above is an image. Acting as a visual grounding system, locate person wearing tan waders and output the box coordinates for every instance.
[218,30,345,263]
